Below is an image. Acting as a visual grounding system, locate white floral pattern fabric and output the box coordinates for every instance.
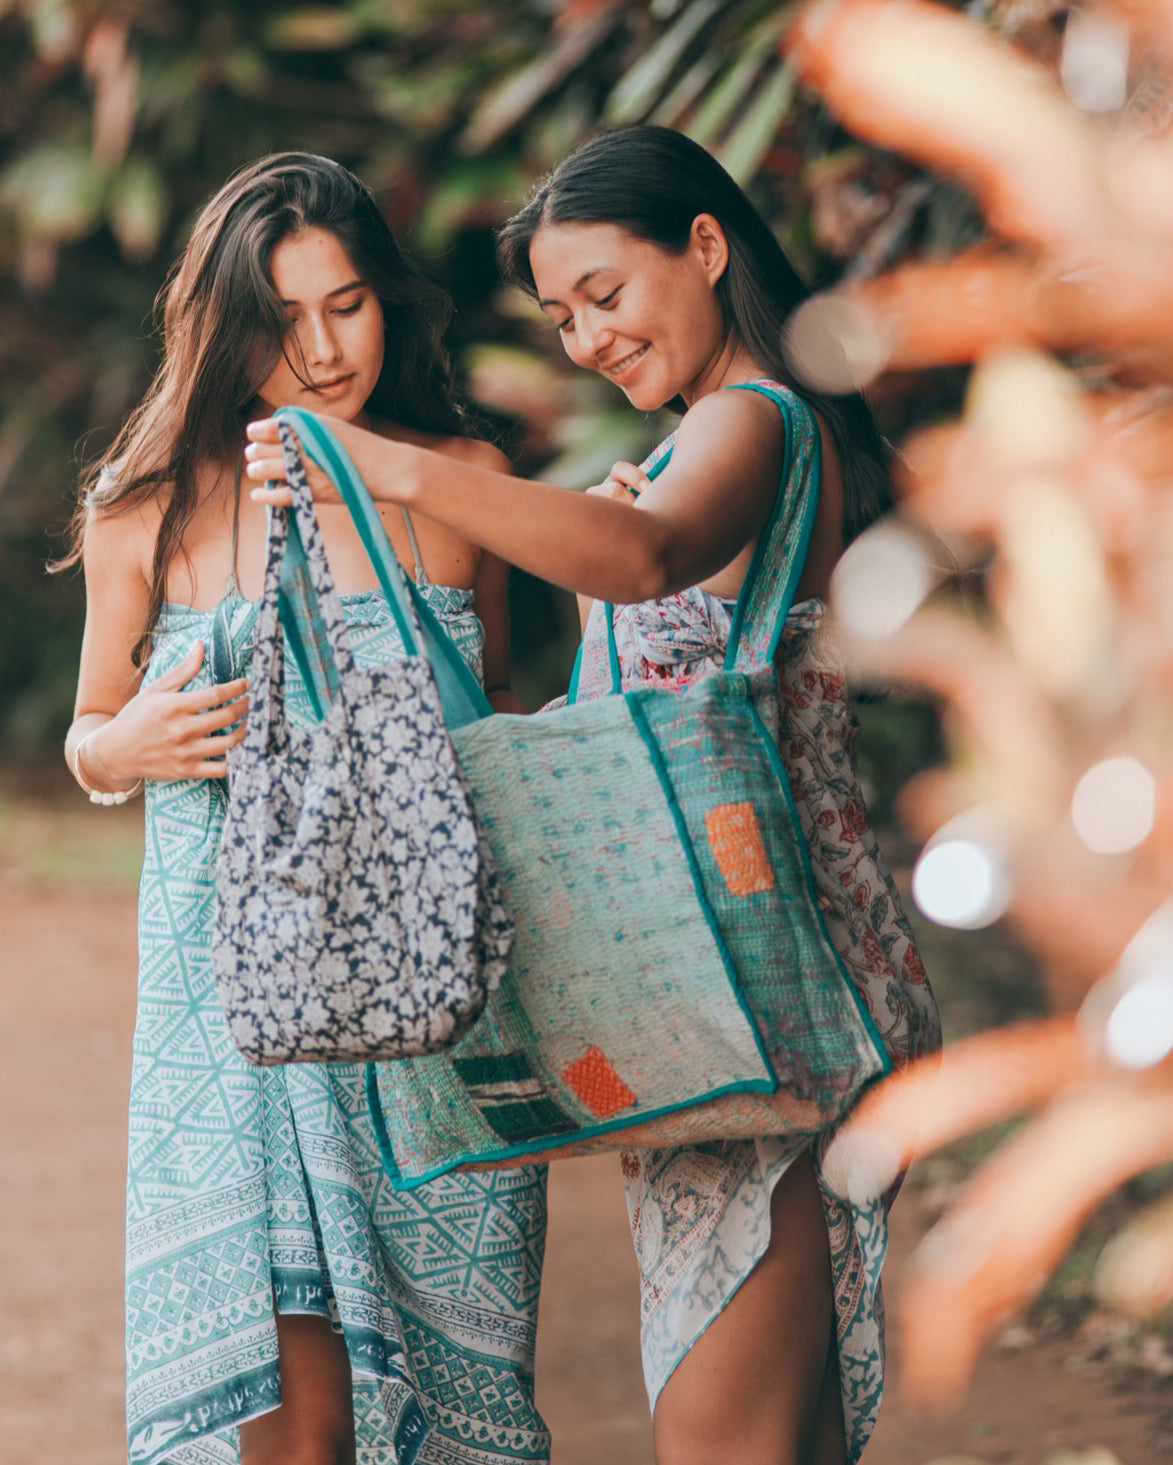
[214,423,512,1065]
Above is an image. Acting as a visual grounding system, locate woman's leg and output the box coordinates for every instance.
[651,1149,845,1465]
[239,1311,355,1465]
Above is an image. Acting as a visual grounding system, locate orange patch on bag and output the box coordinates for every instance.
[705,801,776,896]
[562,1047,636,1118]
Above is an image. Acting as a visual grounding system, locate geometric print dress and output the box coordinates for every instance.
[127,579,550,1465]
[573,382,941,1462]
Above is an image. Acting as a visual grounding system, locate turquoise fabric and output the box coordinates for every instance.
[127,585,550,1465]
[244,403,892,1186]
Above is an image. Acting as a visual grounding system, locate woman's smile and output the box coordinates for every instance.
[603,343,650,381]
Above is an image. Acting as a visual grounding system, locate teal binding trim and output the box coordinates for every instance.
[277,408,419,654]
[746,695,893,1075]
[366,1063,405,1184]
[604,605,622,693]
[570,431,675,702]
[723,383,823,671]
[371,1075,784,1190]
[566,639,584,706]
[274,407,493,729]
[624,690,778,1082]
[276,509,336,722]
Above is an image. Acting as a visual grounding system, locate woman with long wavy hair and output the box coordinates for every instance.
[63,152,549,1465]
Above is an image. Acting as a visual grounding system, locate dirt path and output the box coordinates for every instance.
[1,882,1167,1464]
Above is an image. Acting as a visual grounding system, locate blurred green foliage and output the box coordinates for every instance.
[0,0,970,751]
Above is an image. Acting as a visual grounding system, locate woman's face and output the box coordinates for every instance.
[256,227,385,423]
[528,218,731,411]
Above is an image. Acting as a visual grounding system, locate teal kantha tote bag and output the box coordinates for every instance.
[274,404,890,1190]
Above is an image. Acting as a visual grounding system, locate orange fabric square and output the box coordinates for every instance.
[705,801,775,896]
[562,1047,636,1119]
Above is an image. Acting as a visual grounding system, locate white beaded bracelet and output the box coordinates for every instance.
[72,731,145,806]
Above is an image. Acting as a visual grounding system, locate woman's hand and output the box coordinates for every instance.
[82,641,250,785]
[244,413,415,507]
[243,418,341,507]
[586,460,651,502]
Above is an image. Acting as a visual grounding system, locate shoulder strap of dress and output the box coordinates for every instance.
[398,506,430,586]
[722,381,822,676]
[225,459,245,600]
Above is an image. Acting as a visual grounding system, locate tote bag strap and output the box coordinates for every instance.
[245,422,353,751]
[272,408,493,729]
[722,381,822,675]
[592,382,822,694]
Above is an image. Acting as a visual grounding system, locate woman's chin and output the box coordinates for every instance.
[625,385,671,413]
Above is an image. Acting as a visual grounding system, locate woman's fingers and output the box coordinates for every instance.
[250,485,293,507]
[243,431,341,503]
[147,640,206,693]
[180,676,250,711]
[608,461,651,494]
[193,696,250,734]
[243,443,288,485]
[191,727,248,762]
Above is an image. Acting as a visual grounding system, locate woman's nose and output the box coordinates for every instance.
[571,314,615,367]
[302,313,342,367]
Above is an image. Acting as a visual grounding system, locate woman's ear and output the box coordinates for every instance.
[691,214,731,286]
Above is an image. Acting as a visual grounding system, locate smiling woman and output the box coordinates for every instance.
[246,125,941,1465]
[57,153,549,1465]
[531,220,741,407]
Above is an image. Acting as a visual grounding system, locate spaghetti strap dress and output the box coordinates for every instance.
[571,382,941,1461]
[126,503,550,1465]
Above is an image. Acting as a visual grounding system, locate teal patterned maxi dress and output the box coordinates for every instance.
[128,580,550,1465]
[572,382,941,1461]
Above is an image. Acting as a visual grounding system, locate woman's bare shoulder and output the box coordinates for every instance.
[369,416,508,471]
[433,435,511,474]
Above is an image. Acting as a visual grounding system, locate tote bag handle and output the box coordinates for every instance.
[272,407,493,730]
[589,383,822,695]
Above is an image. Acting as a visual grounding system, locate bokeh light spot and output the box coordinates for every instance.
[1104,974,1173,1069]
[1061,11,1130,114]
[831,521,935,639]
[1071,755,1156,855]
[782,294,889,394]
[912,822,1011,930]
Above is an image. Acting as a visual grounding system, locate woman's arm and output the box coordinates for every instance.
[473,550,527,714]
[66,508,250,793]
[246,390,787,605]
[431,436,528,714]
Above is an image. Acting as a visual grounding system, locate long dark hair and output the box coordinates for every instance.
[62,151,465,666]
[497,125,892,542]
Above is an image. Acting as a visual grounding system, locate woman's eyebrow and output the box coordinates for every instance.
[279,278,367,307]
[538,267,611,309]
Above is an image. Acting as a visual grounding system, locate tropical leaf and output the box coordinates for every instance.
[605,0,723,123]
[716,60,794,184]
[106,156,168,260]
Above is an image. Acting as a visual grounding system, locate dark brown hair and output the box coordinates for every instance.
[497,125,893,543]
[63,151,465,665]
